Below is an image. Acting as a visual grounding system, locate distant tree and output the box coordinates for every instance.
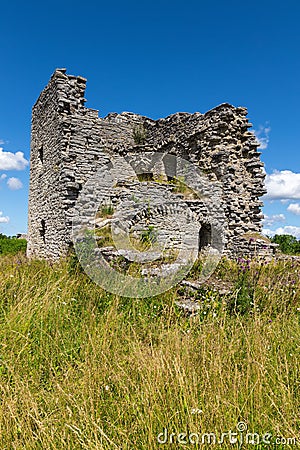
[271,234,300,255]
[0,233,27,255]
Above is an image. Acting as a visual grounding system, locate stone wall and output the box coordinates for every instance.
[27,69,269,260]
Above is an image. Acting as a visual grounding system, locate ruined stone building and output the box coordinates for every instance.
[27,69,268,261]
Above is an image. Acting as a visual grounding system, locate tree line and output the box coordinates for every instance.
[0,234,27,255]
[270,234,300,255]
[0,233,299,256]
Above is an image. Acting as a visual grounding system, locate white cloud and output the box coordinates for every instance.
[0,211,9,224]
[287,203,300,215]
[0,147,29,171]
[7,177,23,190]
[263,226,300,239]
[0,140,4,145]
[262,228,274,237]
[0,173,7,180]
[253,124,271,150]
[264,170,300,200]
[262,213,285,226]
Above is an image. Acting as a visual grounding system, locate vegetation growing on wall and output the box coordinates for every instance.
[133,124,147,145]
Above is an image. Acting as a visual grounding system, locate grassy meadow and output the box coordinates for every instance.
[0,252,299,449]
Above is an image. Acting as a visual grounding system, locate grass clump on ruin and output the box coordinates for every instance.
[136,173,201,200]
[0,251,299,449]
[96,202,114,219]
[133,124,147,145]
[168,175,201,199]
[95,224,115,248]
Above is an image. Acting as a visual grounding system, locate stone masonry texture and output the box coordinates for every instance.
[27,69,270,260]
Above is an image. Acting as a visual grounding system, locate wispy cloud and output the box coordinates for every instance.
[287,203,300,215]
[263,225,300,239]
[7,177,23,190]
[262,213,286,226]
[253,123,271,150]
[264,170,300,200]
[0,147,29,171]
[0,211,10,224]
[0,173,7,180]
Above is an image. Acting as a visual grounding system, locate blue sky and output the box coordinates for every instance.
[0,0,299,237]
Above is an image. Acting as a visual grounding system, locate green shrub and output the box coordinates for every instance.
[140,225,157,247]
[271,234,300,254]
[0,233,27,256]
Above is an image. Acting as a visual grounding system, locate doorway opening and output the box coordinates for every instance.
[199,223,211,250]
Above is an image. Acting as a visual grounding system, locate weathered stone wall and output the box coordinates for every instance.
[27,69,268,260]
[141,105,266,254]
[28,69,140,259]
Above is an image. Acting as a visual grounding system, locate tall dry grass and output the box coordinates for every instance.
[0,254,299,449]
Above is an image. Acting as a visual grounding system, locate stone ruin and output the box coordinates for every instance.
[27,68,274,262]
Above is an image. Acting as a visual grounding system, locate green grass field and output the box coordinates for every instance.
[0,253,299,449]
